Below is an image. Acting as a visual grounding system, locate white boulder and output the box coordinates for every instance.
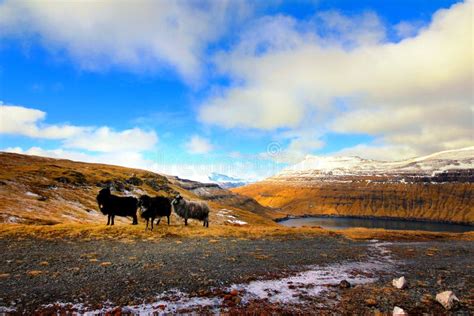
[436,291,459,310]
[392,276,407,289]
[393,306,408,316]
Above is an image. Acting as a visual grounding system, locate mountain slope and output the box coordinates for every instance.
[0,152,275,226]
[233,147,474,224]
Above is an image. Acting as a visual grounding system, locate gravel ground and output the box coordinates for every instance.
[0,236,472,314]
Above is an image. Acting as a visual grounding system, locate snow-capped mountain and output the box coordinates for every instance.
[208,172,250,188]
[234,147,474,224]
[270,147,474,182]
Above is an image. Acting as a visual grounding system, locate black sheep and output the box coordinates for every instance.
[96,188,138,226]
[138,195,172,231]
[171,194,209,227]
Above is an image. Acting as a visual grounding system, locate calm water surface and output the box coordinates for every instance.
[279,216,474,233]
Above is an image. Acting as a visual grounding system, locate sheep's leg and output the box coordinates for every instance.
[132,214,138,225]
[145,219,149,231]
[184,218,188,226]
[111,215,115,226]
[167,216,170,225]
[156,217,161,225]
[107,215,110,225]
[151,217,154,231]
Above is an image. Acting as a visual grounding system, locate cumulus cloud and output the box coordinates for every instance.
[394,20,425,38]
[185,135,214,154]
[4,146,155,171]
[329,144,419,161]
[0,0,248,82]
[0,103,158,153]
[0,104,84,138]
[64,127,157,153]
[199,1,473,161]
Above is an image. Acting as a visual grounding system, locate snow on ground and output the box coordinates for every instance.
[226,219,248,225]
[231,241,394,303]
[25,191,40,198]
[217,209,248,225]
[30,242,395,315]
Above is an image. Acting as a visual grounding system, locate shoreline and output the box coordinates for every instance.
[274,213,474,227]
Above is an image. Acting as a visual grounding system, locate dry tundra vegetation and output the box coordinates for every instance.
[0,151,472,242]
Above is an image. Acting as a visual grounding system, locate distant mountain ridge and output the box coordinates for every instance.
[233,147,474,224]
[208,172,250,188]
[271,146,474,182]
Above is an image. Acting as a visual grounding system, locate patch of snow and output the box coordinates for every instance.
[132,188,147,196]
[25,191,40,198]
[42,292,221,315]
[5,216,20,223]
[232,242,394,304]
[226,219,248,225]
[218,209,246,225]
[0,305,17,313]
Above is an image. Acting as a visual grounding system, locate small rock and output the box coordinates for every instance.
[339,280,351,289]
[365,298,377,307]
[436,291,459,310]
[393,306,408,316]
[392,276,407,289]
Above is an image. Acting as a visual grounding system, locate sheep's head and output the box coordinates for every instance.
[138,195,150,213]
[98,188,111,197]
[171,194,182,205]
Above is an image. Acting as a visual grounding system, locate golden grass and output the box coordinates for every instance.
[0,223,471,242]
[337,227,474,241]
[0,223,333,240]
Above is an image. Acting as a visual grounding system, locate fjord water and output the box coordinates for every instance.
[279,216,474,233]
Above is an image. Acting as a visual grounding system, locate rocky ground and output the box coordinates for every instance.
[0,234,472,315]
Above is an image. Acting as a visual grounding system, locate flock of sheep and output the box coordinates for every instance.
[96,188,210,230]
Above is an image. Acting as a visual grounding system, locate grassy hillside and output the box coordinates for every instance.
[0,152,274,226]
[233,181,474,224]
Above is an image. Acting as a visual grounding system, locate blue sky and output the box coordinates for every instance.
[0,0,472,182]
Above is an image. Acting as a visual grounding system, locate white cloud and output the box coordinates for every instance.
[64,127,158,153]
[0,0,249,82]
[184,135,214,154]
[394,20,425,38]
[199,1,473,160]
[328,144,419,161]
[3,146,154,171]
[0,105,84,138]
[0,103,158,153]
